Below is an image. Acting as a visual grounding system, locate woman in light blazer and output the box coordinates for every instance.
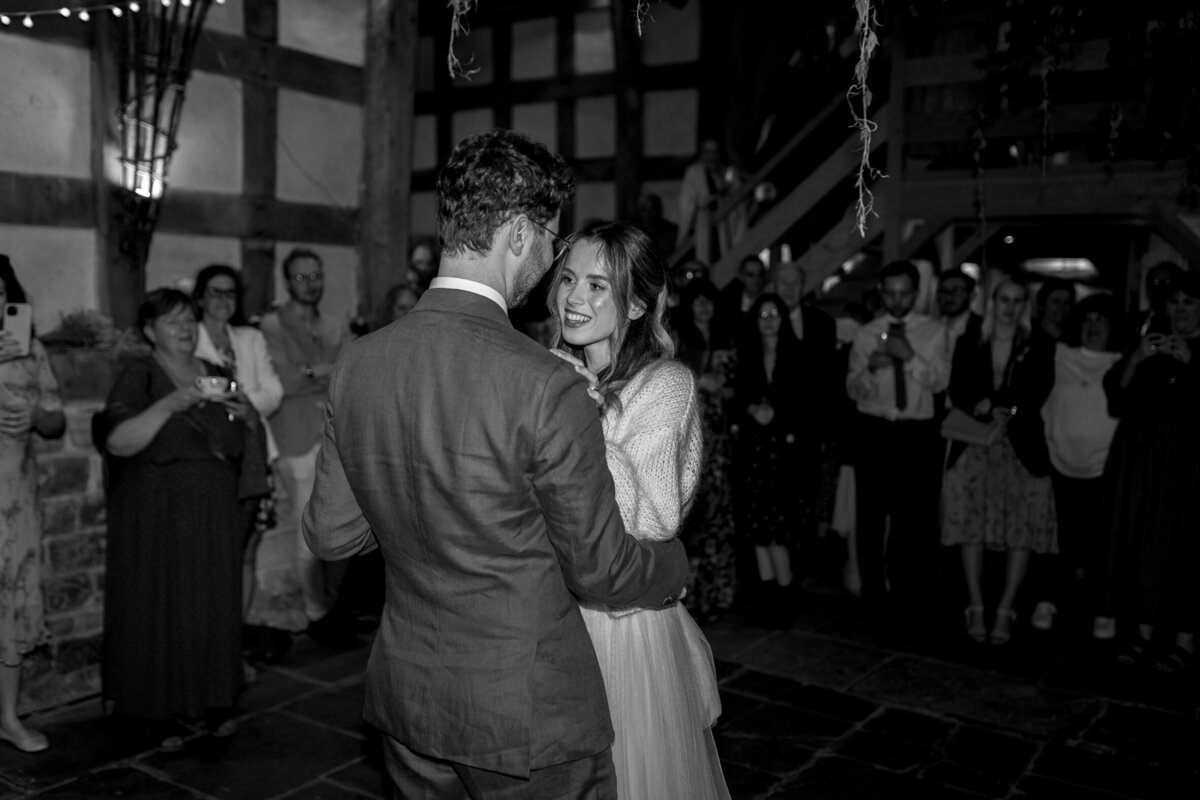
[192,264,283,461]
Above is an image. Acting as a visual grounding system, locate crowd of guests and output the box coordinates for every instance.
[0,237,1194,754]
[659,254,1198,682]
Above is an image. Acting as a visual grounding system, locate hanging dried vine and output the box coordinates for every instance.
[447,0,654,77]
[849,0,884,237]
[447,0,479,78]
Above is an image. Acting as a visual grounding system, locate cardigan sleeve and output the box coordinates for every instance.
[604,361,703,544]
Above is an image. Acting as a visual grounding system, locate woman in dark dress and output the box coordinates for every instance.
[1097,274,1200,673]
[675,278,737,621]
[733,293,817,628]
[94,289,265,748]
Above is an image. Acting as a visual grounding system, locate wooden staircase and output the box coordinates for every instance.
[674,15,1200,306]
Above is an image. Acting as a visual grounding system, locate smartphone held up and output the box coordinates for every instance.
[1,303,33,358]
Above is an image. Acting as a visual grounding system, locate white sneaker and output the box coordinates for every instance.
[1031,602,1057,631]
[1093,616,1116,640]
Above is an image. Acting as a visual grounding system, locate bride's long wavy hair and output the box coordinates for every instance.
[547,220,674,413]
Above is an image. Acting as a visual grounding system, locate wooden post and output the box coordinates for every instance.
[610,0,643,222]
[883,14,906,265]
[241,0,279,321]
[360,0,419,325]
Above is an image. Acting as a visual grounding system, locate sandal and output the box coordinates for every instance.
[1116,638,1151,667]
[160,734,186,752]
[1152,644,1194,674]
[990,607,1016,646]
[964,605,986,643]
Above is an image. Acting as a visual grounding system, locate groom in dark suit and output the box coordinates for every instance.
[302,129,690,799]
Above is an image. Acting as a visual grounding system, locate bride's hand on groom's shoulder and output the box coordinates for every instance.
[551,349,603,407]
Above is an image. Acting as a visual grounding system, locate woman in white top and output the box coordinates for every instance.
[192,265,283,460]
[549,221,730,800]
[1034,294,1122,635]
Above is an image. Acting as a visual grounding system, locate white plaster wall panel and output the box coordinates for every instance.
[409,191,437,240]
[642,89,697,157]
[574,182,615,226]
[0,34,90,178]
[0,225,97,335]
[414,115,438,170]
[417,36,436,93]
[451,109,495,150]
[168,71,243,195]
[276,90,363,207]
[511,18,556,80]
[641,1,699,66]
[512,103,556,154]
[279,0,366,66]
[203,0,244,36]
[573,10,613,75]
[272,242,359,325]
[452,26,494,86]
[640,179,682,226]
[575,96,615,159]
[145,233,242,294]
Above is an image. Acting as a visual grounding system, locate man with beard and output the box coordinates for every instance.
[846,260,951,623]
[302,129,689,799]
[260,248,353,647]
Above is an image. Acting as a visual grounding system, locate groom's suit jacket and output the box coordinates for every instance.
[303,287,688,778]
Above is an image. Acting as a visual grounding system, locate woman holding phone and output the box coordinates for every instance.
[0,255,65,753]
[1096,272,1200,673]
[94,289,265,750]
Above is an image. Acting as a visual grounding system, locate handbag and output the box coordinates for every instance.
[940,407,1000,446]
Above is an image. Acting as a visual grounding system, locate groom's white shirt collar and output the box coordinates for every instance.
[431,277,507,313]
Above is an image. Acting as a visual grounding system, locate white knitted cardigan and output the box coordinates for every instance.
[601,359,704,545]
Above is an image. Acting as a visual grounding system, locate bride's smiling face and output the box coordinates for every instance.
[555,239,621,351]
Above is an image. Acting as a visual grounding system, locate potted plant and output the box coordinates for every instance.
[40,309,145,403]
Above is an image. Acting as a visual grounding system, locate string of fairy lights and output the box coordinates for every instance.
[0,0,224,29]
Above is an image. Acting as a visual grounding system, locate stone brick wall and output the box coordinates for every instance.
[19,349,113,714]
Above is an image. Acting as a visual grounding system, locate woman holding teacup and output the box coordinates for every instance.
[93,288,267,750]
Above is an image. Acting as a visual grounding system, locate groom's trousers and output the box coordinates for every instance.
[382,735,617,800]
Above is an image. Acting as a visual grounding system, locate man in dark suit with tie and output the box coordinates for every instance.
[302,129,690,799]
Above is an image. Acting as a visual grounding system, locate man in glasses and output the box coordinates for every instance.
[935,267,982,359]
[260,248,354,648]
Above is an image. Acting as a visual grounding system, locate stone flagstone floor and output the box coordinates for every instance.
[1,564,1197,799]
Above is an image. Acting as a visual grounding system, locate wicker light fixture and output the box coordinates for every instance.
[115,0,219,268]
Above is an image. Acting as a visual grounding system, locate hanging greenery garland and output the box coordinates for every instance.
[446,0,652,77]
[849,0,883,238]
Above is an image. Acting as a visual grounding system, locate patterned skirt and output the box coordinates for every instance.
[941,435,1058,554]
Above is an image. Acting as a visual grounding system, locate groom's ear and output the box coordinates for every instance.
[506,215,530,257]
[628,300,647,321]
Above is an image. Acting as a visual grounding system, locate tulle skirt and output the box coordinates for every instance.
[579,602,731,800]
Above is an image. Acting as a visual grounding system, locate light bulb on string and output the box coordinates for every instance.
[0,14,10,25]
[181,0,192,7]
[162,0,171,7]
[60,7,71,17]
[130,2,140,11]
[112,7,123,16]
[23,15,33,28]
[78,9,90,20]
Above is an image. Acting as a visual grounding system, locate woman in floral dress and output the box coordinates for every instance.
[0,256,65,753]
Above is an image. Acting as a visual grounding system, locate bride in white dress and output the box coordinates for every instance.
[549,220,731,800]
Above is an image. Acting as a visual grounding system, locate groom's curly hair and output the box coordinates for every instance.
[436,129,576,258]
